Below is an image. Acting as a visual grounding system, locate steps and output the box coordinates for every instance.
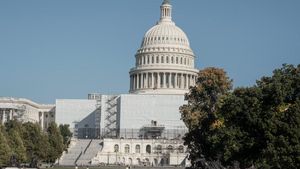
[76,139,103,166]
[59,139,92,166]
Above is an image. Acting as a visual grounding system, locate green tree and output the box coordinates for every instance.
[7,129,27,166]
[47,122,64,163]
[59,124,72,148]
[5,120,27,166]
[181,64,300,168]
[22,122,50,167]
[180,67,232,166]
[0,125,12,167]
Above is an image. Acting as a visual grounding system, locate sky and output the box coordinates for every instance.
[0,0,299,104]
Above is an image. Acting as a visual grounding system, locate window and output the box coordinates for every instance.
[176,57,178,64]
[114,144,119,152]
[125,144,130,153]
[156,56,159,63]
[156,145,162,153]
[166,56,169,63]
[167,145,174,153]
[152,56,154,63]
[146,145,151,154]
[178,145,184,153]
[161,56,164,63]
[135,145,141,153]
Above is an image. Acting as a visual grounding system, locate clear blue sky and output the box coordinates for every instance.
[0,0,299,104]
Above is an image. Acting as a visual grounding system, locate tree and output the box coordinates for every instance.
[180,67,232,167]
[181,64,300,169]
[5,120,27,166]
[59,124,72,148]
[47,122,64,163]
[0,125,12,167]
[22,122,50,167]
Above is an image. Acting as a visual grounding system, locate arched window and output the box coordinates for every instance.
[146,145,151,154]
[156,56,159,63]
[180,57,183,64]
[161,56,164,63]
[178,145,184,153]
[125,144,130,153]
[156,145,162,153]
[152,56,154,64]
[147,56,150,64]
[114,144,119,152]
[135,145,141,153]
[171,57,174,63]
[176,57,178,64]
[167,145,174,153]
[184,58,186,65]
[166,56,169,63]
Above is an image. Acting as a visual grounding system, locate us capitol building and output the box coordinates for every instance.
[0,0,198,167]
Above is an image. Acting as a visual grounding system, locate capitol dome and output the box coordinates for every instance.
[141,23,190,49]
[129,0,198,95]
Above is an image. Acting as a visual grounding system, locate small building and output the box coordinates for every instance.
[0,97,55,130]
[91,138,190,167]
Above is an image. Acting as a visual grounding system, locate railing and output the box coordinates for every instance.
[74,151,82,165]
[84,139,93,154]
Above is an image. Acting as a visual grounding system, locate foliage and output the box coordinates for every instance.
[22,122,50,167]
[0,125,12,167]
[59,124,73,148]
[47,122,64,162]
[180,67,232,166]
[181,64,300,169]
[5,120,27,166]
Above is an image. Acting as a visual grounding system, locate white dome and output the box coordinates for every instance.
[129,0,198,95]
[141,23,190,48]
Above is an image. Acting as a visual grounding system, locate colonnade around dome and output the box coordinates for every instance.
[129,71,196,93]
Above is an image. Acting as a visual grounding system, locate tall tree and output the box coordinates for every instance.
[181,64,300,168]
[0,125,11,167]
[22,122,50,167]
[59,124,72,148]
[47,122,64,163]
[5,120,27,166]
[180,67,232,167]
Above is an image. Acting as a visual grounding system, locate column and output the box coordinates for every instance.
[145,73,149,88]
[193,75,196,86]
[185,74,188,89]
[174,73,178,88]
[137,74,140,89]
[132,74,136,90]
[181,74,184,89]
[157,73,161,88]
[141,73,144,89]
[2,110,6,124]
[130,76,133,91]
[163,72,166,88]
[151,73,154,89]
[168,73,171,88]
[10,109,13,120]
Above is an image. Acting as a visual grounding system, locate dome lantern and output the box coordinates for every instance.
[160,0,172,23]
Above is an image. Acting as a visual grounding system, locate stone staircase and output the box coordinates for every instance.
[59,139,92,166]
[76,139,103,166]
